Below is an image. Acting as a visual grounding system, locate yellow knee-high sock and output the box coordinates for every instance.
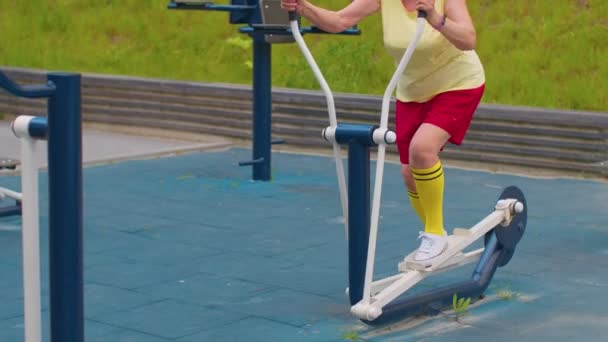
[412,161,445,236]
[408,191,426,225]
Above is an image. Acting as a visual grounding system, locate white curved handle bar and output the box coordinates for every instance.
[290,20,349,235]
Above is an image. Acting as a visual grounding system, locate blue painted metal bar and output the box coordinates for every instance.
[168,2,256,11]
[250,33,272,181]
[239,26,361,36]
[46,73,84,342]
[0,70,55,98]
[28,117,48,140]
[334,124,376,146]
[301,26,361,35]
[0,203,21,217]
[347,140,372,305]
[238,157,264,166]
[330,124,377,305]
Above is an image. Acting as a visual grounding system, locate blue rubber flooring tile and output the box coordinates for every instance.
[85,319,129,340]
[0,287,50,321]
[224,287,347,327]
[85,251,139,268]
[234,228,339,258]
[84,283,164,318]
[91,234,222,267]
[135,273,276,307]
[540,261,608,290]
[2,318,131,342]
[0,262,21,294]
[241,264,350,298]
[93,299,247,340]
[86,326,173,342]
[299,316,369,342]
[0,227,23,267]
[0,214,21,232]
[86,330,173,342]
[365,318,498,342]
[173,251,301,280]
[132,222,259,252]
[453,299,606,342]
[493,251,555,276]
[85,258,206,291]
[281,242,349,271]
[88,213,179,234]
[0,315,164,342]
[177,316,349,342]
[0,313,46,342]
[0,296,25,321]
[83,227,153,255]
[0,311,126,342]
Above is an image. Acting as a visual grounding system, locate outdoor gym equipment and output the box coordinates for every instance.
[168,0,359,181]
[0,70,84,342]
[289,10,528,324]
[0,159,22,216]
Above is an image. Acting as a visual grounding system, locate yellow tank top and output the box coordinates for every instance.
[381,0,485,102]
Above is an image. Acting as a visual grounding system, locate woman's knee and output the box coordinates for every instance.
[409,139,437,166]
[409,125,449,167]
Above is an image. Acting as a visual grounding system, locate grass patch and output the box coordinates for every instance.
[0,0,606,111]
[341,330,363,341]
[496,288,519,301]
[451,293,472,322]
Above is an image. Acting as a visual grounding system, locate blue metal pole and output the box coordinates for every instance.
[47,73,84,342]
[251,33,272,181]
[347,141,371,305]
[0,204,21,217]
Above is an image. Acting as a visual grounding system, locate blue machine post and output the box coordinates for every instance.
[251,33,272,180]
[47,73,84,342]
[346,141,371,304]
[334,124,376,305]
[0,69,84,341]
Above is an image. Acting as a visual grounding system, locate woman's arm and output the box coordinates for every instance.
[417,0,477,50]
[282,0,380,33]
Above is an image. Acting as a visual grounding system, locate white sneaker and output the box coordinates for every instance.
[414,231,448,261]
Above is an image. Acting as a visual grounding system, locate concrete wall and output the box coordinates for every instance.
[1,67,606,176]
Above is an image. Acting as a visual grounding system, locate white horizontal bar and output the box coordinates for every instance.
[369,274,404,296]
[0,187,22,201]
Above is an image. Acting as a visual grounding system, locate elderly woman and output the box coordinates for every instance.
[282,0,485,261]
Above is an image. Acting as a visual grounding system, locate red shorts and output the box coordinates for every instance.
[395,84,485,164]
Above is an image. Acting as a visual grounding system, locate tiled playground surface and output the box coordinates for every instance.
[1,128,608,341]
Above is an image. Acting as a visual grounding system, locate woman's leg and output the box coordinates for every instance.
[409,123,451,236]
[395,100,427,225]
[401,164,425,225]
[409,85,484,260]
